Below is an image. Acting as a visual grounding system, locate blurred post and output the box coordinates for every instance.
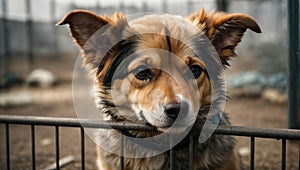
[142,2,148,13]
[26,0,33,71]
[187,0,192,14]
[162,0,167,13]
[96,0,101,14]
[51,0,58,55]
[287,0,300,129]
[215,0,228,12]
[119,1,125,13]
[1,0,9,75]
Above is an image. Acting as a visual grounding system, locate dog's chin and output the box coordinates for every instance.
[157,126,189,134]
[141,111,195,134]
[149,120,191,134]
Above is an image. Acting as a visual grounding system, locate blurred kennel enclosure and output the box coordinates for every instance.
[0,0,299,127]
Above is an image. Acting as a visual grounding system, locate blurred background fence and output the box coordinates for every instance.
[0,0,289,76]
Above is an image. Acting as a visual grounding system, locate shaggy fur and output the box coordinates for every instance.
[59,9,260,170]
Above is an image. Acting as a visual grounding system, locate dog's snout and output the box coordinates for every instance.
[164,102,189,119]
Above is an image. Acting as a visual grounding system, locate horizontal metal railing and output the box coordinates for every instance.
[1,115,300,170]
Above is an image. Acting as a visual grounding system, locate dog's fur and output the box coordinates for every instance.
[59,9,261,170]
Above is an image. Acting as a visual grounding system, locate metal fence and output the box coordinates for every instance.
[1,115,300,170]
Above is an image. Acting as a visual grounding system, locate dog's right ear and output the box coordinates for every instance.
[58,10,128,75]
[57,10,113,47]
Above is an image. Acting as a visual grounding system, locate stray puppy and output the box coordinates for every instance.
[59,9,260,170]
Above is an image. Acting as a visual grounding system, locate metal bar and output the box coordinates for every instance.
[213,125,300,140]
[282,139,286,170]
[120,134,124,170]
[169,137,174,170]
[216,0,228,12]
[1,115,300,140]
[96,0,101,14]
[0,115,156,131]
[50,0,56,23]
[31,125,36,170]
[169,148,174,170]
[287,0,300,129]
[80,127,85,170]
[5,123,10,170]
[25,0,34,71]
[1,0,9,75]
[189,135,194,170]
[299,143,300,169]
[50,0,58,54]
[55,126,60,170]
[250,136,255,170]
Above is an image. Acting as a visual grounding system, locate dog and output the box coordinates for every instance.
[59,8,260,170]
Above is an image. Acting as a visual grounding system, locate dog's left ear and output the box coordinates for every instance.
[187,10,261,61]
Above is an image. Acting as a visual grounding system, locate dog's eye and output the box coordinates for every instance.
[190,65,203,79]
[132,65,154,81]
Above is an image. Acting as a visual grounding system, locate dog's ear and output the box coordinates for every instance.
[57,10,113,47]
[187,9,261,61]
[58,10,128,75]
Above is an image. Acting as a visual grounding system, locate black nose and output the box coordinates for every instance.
[164,102,189,119]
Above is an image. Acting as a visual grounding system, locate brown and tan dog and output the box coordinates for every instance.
[59,9,260,170]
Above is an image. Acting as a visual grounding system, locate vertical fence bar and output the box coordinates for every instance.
[120,134,124,170]
[25,0,33,71]
[55,126,60,170]
[80,127,85,170]
[31,125,36,170]
[282,139,286,170]
[299,143,300,169]
[169,148,174,170]
[5,123,10,170]
[188,136,194,170]
[287,0,300,129]
[250,136,255,170]
[169,137,174,170]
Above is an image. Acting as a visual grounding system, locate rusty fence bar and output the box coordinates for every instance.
[189,135,194,170]
[1,115,300,140]
[120,133,124,170]
[1,115,300,170]
[5,123,10,170]
[55,126,60,170]
[282,139,286,170]
[31,125,36,170]
[250,136,255,170]
[80,127,85,170]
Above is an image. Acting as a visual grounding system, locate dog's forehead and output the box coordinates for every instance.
[129,14,202,39]
[127,14,207,63]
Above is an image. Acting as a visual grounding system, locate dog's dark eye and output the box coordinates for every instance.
[190,65,203,79]
[132,65,154,81]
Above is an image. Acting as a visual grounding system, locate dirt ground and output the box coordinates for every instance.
[0,82,299,170]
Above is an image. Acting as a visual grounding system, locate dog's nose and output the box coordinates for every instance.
[164,102,189,119]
